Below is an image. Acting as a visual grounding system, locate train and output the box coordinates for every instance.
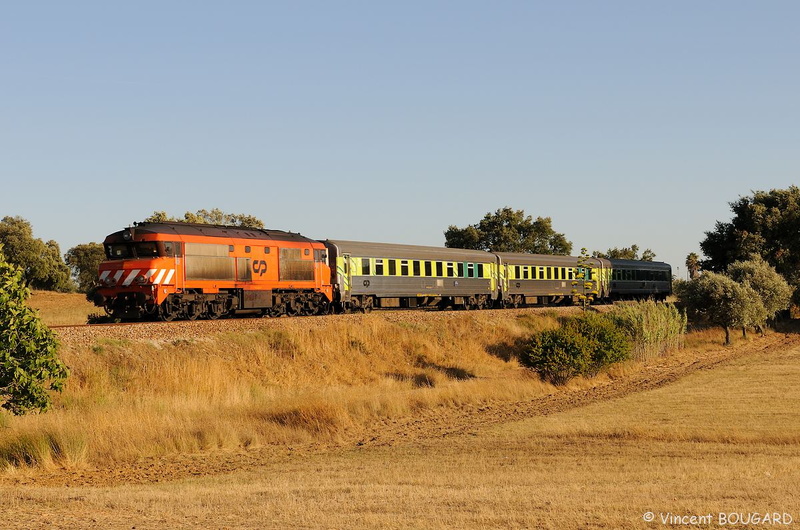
[91,222,672,321]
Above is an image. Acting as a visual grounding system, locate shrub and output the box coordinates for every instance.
[521,312,631,384]
[570,312,631,376]
[521,326,591,385]
[0,248,68,414]
[609,301,687,360]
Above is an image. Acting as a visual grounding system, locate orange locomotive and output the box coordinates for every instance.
[93,222,334,321]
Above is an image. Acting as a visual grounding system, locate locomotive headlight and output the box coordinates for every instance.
[105,277,117,287]
[134,276,147,285]
[122,230,132,241]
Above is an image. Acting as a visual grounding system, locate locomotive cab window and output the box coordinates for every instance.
[106,244,132,259]
[135,242,159,257]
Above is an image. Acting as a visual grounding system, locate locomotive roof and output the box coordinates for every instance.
[108,222,316,243]
[324,240,495,262]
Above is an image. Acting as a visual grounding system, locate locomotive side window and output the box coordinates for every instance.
[163,242,183,257]
[245,246,251,253]
[304,249,310,256]
[264,247,271,254]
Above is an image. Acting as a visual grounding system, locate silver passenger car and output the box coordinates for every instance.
[323,240,497,311]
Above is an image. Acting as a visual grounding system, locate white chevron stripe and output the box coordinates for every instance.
[163,269,175,284]
[122,269,141,286]
[144,269,157,282]
[99,270,111,282]
[113,270,125,283]
[153,269,166,284]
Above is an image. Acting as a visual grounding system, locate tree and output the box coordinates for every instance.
[0,216,73,292]
[685,252,701,279]
[0,246,68,414]
[143,209,265,229]
[571,248,597,310]
[444,207,572,254]
[65,243,106,293]
[700,187,800,298]
[593,244,655,261]
[676,272,764,345]
[726,257,792,329]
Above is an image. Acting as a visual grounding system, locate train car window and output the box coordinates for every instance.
[436,262,443,277]
[362,258,370,275]
[245,246,251,253]
[523,267,529,280]
[568,269,574,280]
[135,242,159,257]
[424,261,432,276]
[538,267,544,279]
[467,263,474,278]
[477,264,484,277]
[375,259,385,275]
[514,266,521,279]
[389,260,397,276]
[413,261,421,276]
[446,263,455,278]
[546,268,552,280]
[400,260,409,276]
[457,263,464,277]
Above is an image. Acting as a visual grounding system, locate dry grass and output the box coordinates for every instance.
[0,311,561,469]
[1,327,798,529]
[26,290,96,326]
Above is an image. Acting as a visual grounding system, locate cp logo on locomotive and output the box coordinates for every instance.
[253,260,268,276]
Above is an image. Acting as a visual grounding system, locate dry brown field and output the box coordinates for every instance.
[3,296,799,528]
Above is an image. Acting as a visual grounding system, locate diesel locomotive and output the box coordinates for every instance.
[92,222,672,321]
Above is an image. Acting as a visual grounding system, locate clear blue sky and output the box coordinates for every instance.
[2,1,798,277]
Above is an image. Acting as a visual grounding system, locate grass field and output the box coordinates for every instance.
[1,327,798,528]
[3,296,799,528]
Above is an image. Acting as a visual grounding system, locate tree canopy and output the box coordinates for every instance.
[143,209,265,229]
[0,216,73,292]
[675,271,765,345]
[593,245,655,261]
[0,246,68,414]
[726,257,792,321]
[700,187,800,294]
[444,207,572,254]
[65,242,106,293]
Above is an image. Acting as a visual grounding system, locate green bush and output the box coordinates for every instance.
[609,301,687,359]
[0,247,68,414]
[570,312,631,376]
[521,312,631,385]
[521,326,591,385]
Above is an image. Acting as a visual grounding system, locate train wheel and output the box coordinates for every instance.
[159,300,179,322]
